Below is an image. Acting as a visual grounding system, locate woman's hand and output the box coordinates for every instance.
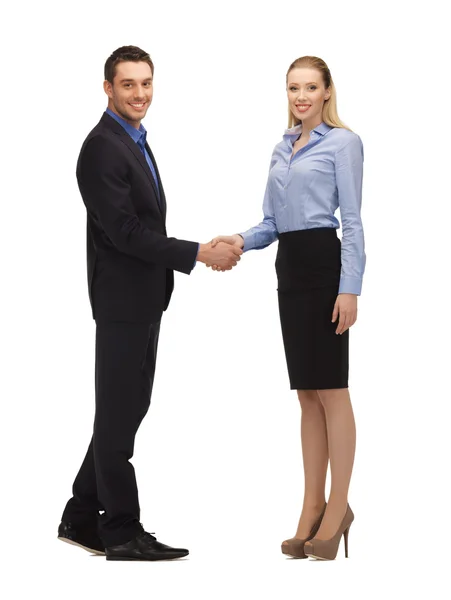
[209,235,244,271]
[332,294,358,334]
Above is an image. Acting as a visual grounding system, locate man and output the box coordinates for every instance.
[58,45,241,562]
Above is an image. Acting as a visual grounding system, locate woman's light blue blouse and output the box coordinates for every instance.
[240,122,366,295]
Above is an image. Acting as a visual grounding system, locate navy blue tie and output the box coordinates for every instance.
[138,134,160,200]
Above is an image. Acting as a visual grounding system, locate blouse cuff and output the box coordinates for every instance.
[338,276,362,296]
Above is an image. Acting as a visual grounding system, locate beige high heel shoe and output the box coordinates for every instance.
[304,504,354,560]
[281,504,327,559]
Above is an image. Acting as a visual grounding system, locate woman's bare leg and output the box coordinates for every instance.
[289,390,329,539]
[312,388,356,540]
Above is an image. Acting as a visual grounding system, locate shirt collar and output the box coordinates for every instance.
[283,121,332,140]
[105,107,147,146]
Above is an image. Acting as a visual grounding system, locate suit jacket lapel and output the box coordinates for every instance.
[100,112,165,221]
[120,134,161,202]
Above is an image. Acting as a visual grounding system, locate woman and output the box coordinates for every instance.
[210,56,365,561]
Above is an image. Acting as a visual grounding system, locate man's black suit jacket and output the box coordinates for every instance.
[76,112,199,323]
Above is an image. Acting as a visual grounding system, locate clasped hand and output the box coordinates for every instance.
[198,234,244,271]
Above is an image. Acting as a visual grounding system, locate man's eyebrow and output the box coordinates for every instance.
[119,77,153,83]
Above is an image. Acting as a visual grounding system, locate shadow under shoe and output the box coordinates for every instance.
[281,504,327,559]
[304,504,354,561]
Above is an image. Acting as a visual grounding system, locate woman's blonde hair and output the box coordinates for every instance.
[286,56,351,131]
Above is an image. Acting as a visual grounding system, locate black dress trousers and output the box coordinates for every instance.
[62,320,160,547]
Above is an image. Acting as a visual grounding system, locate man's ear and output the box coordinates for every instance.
[103,80,113,99]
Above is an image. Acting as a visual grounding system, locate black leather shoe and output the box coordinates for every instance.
[105,531,189,561]
[58,521,105,556]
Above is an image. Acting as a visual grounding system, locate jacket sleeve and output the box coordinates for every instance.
[77,135,199,274]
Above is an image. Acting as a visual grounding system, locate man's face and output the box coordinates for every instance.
[104,61,153,128]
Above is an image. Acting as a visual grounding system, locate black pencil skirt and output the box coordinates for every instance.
[276,228,349,390]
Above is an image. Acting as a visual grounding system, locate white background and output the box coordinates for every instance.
[2,0,450,598]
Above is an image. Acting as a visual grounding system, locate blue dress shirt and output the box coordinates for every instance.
[240,122,366,295]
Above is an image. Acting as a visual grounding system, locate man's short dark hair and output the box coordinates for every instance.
[104,45,154,83]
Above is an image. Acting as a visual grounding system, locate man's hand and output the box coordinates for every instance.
[332,294,358,334]
[209,234,244,272]
[197,241,243,271]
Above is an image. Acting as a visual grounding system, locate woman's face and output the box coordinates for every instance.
[287,67,330,127]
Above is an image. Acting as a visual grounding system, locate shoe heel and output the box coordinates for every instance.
[343,525,351,558]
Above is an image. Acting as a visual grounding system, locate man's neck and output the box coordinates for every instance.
[107,105,141,130]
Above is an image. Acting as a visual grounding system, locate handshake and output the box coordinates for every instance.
[197,234,244,271]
